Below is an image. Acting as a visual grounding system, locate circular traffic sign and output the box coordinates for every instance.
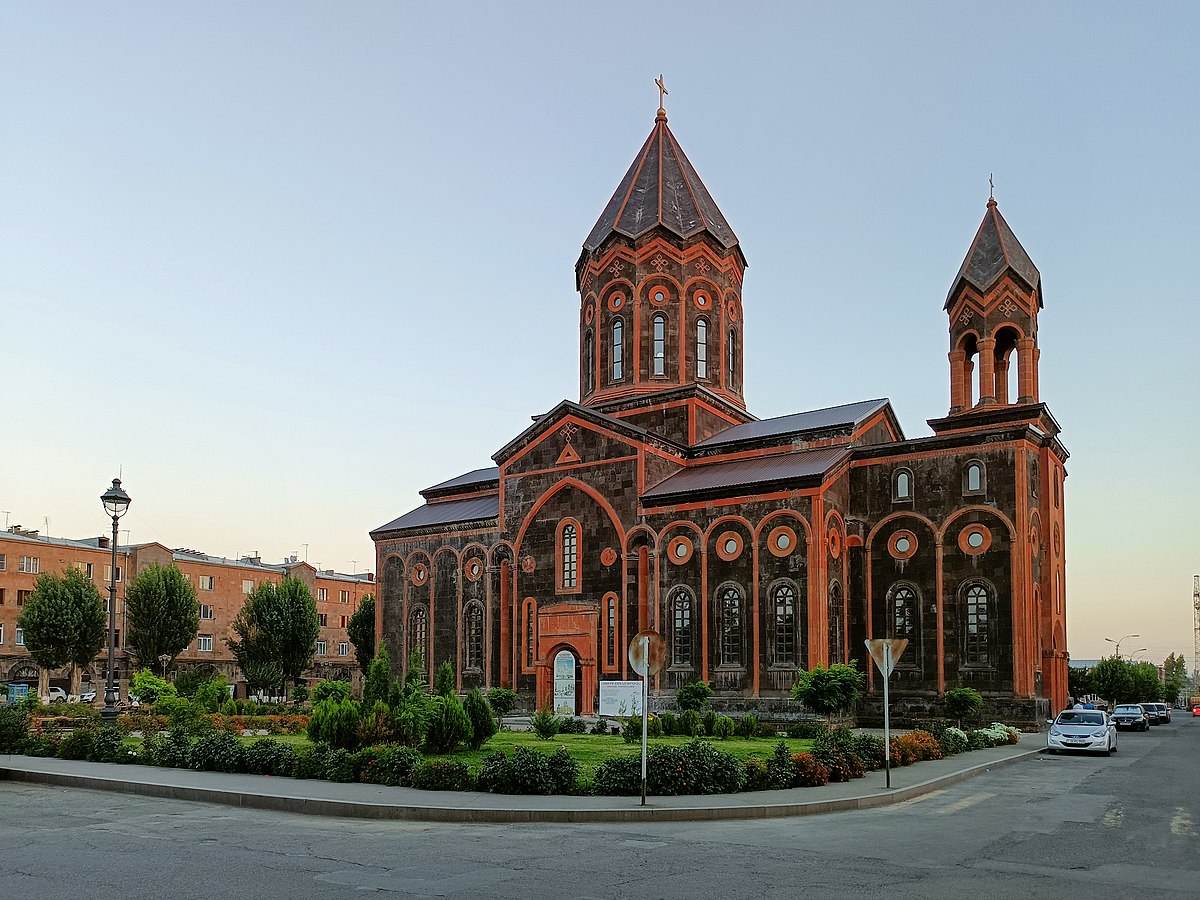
[628,630,666,676]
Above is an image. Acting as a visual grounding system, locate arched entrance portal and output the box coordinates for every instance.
[535,604,599,715]
[552,649,583,716]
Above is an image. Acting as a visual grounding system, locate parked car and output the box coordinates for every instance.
[79,689,97,703]
[1112,704,1150,731]
[1141,702,1169,725]
[1193,705,1200,717]
[46,687,67,703]
[1047,709,1117,756]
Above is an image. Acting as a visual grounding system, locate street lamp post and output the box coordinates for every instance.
[158,654,172,680]
[1104,633,1140,659]
[100,478,131,723]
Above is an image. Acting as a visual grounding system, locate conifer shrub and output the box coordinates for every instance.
[463,688,497,750]
[434,660,456,697]
[362,646,393,710]
[590,717,610,735]
[308,697,361,750]
[221,699,238,716]
[734,713,759,738]
[559,716,588,734]
[424,694,472,753]
[766,741,796,789]
[409,759,474,791]
[312,681,350,704]
[714,715,735,740]
[659,711,678,735]
[530,707,562,741]
[678,708,703,737]
[702,709,717,737]
[392,685,431,748]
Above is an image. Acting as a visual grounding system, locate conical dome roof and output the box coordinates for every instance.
[582,112,739,254]
[946,198,1041,308]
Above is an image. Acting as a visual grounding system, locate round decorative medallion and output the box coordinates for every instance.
[767,525,798,558]
[600,547,618,567]
[828,527,843,560]
[410,563,428,586]
[607,292,625,312]
[667,536,693,565]
[694,291,711,309]
[1029,524,1040,554]
[958,524,993,556]
[650,286,671,306]
[1052,523,1061,556]
[520,555,536,574]
[727,298,739,322]
[584,303,594,325]
[888,530,918,561]
[715,530,744,562]
[465,560,483,582]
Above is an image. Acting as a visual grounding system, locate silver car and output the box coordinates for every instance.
[1047,709,1117,756]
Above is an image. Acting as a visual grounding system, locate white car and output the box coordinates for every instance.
[1047,709,1117,755]
[46,687,67,703]
[79,689,97,703]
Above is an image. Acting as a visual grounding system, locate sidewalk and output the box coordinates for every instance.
[0,734,1042,824]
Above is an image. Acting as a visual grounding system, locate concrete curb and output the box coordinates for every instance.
[0,746,1042,824]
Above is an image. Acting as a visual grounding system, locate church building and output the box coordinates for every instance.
[371,97,1070,727]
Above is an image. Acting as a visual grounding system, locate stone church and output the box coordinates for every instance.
[371,100,1069,726]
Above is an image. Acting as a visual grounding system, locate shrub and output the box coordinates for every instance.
[530,707,562,741]
[894,730,943,762]
[817,750,863,782]
[22,734,59,757]
[220,699,237,716]
[358,700,396,748]
[659,712,678,735]
[57,728,98,761]
[714,715,735,740]
[312,680,351,704]
[146,728,192,768]
[791,662,865,717]
[410,759,474,791]
[362,646,393,710]
[676,680,713,712]
[559,717,588,735]
[786,720,830,740]
[293,743,333,780]
[547,746,580,794]
[678,709,702,737]
[890,737,917,767]
[131,670,177,705]
[189,732,246,773]
[88,725,124,763]
[354,745,422,787]
[766,741,795,789]
[851,733,887,770]
[937,726,970,756]
[477,746,558,794]
[969,722,1018,749]
[734,714,758,739]
[486,687,517,724]
[743,756,772,791]
[0,707,29,752]
[324,747,356,783]
[591,755,641,796]
[434,661,456,697]
[943,687,984,727]
[702,709,717,737]
[291,684,309,703]
[392,686,431,748]
[791,752,830,787]
[244,738,296,776]
[756,720,779,738]
[424,694,472,753]
[308,697,361,751]
[193,676,230,713]
[590,717,610,735]
[463,689,498,750]
[621,714,661,743]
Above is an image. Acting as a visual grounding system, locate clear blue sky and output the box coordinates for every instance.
[3,3,1197,671]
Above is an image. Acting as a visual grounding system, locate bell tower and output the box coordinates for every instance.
[574,91,749,439]
[943,195,1042,414]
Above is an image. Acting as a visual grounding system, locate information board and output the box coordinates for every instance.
[598,680,643,717]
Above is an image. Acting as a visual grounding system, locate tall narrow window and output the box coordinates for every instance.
[965,461,984,494]
[525,601,535,668]
[772,583,796,666]
[670,587,692,667]
[964,583,991,666]
[606,596,617,667]
[584,330,594,394]
[561,523,577,589]
[720,586,742,667]
[652,314,666,376]
[612,319,624,381]
[828,583,844,664]
[696,319,708,378]
[409,607,427,661]
[891,585,916,642]
[464,603,483,671]
[727,329,737,386]
[894,469,912,501]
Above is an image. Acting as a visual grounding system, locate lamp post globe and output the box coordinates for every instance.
[100,478,131,723]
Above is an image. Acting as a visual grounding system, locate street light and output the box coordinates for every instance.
[1104,633,1139,658]
[158,653,172,680]
[1128,648,1148,661]
[100,478,131,723]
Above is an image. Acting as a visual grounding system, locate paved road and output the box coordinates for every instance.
[2,719,1197,899]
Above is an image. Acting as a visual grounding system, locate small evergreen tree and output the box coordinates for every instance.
[463,688,497,750]
[791,662,865,718]
[346,594,375,676]
[362,645,392,709]
[434,660,456,696]
[424,694,472,753]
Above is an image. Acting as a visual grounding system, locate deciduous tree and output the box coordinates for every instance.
[124,563,199,671]
[17,568,107,697]
[227,577,319,697]
[1089,656,1132,705]
[790,662,865,718]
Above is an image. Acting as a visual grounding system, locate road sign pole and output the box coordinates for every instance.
[883,643,891,790]
[640,635,649,806]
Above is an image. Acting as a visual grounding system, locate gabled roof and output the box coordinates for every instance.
[493,398,686,465]
[697,399,893,448]
[370,495,500,538]
[642,446,850,503]
[946,198,1041,308]
[420,466,500,500]
[581,112,740,256]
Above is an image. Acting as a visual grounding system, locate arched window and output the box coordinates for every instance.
[409,606,428,662]
[965,461,985,494]
[893,469,913,501]
[890,585,918,659]
[652,314,666,376]
[1053,470,1061,508]
[696,319,708,379]
[772,582,796,666]
[560,522,577,590]
[584,329,594,394]
[670,587,693,667]
[963,583,992,667]
[828,582,844,664]
[606,595,618,668]
[727,328,737,386]
[719,585,742,667]
[612,318,624,381]
[464,603,483,672]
